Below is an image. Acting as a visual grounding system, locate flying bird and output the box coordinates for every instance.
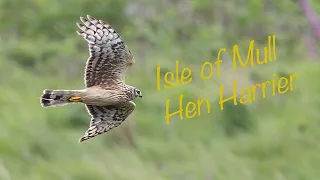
[40,15,142,143]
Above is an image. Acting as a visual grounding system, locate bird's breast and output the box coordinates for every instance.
[82,88,127,106]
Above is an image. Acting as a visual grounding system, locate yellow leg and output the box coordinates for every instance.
[69,96,82,102]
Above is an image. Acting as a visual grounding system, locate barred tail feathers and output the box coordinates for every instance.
[40,89,84,108]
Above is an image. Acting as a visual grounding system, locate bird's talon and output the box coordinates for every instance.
[69,96,81,102]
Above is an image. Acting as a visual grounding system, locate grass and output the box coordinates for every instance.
[0,57,320,179]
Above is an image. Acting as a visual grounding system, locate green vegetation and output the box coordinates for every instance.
[1,0,320,179]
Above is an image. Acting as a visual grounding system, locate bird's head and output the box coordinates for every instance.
[133,88,143,98]
[128,85,142,100]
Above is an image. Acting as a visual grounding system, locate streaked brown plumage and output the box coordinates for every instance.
[40,15,142,143]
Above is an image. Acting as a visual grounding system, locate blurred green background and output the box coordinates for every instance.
[1,0,320,179]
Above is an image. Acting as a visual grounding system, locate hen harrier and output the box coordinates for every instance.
[40,15,142,143]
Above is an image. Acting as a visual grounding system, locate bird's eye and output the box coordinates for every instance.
[136,90,140,94]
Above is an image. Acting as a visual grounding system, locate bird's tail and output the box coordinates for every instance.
[40,89,85,108]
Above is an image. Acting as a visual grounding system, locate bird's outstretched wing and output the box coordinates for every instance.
[79,101,136,142]
[76,15,135,87]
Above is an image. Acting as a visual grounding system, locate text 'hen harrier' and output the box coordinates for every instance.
[40,15,142,143]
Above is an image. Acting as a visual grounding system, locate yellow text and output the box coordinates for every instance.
[200,48,226,79]
[219,73,298,110]
[233,35,277,70]
[165,94,211,124]
[156,61,192,91]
